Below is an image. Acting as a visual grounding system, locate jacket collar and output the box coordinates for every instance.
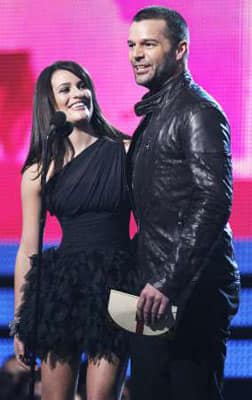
[135,71,192,116]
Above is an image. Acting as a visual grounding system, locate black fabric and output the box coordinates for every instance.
[129,280,240,400]
[127,71,240,310]
[127,71,240,399]
[17,137,135,362]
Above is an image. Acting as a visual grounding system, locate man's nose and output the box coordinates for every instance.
[133,45,145,60]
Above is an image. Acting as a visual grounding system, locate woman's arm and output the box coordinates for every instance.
[14,164,41,314]
[13,164,41,368]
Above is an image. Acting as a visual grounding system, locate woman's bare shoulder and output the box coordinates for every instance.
[22,161,55,187]
[21,164,41,202]
[22,163,40,185]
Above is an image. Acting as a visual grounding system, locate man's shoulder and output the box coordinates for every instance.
[177,80,227,121]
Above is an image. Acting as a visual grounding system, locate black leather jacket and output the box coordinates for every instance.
[128,72,240,307]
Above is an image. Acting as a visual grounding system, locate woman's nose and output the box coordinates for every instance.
[71,87,84,97]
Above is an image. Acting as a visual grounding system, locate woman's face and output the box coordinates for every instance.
[51,69,93,124]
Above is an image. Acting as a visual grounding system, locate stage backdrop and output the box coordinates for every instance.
[0,0,251,379]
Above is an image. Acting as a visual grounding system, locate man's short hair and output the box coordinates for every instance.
[133,6,189,47]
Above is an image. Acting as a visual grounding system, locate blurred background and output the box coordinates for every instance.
[0,0,251,398]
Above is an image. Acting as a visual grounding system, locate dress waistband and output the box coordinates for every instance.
[58,211,130,253]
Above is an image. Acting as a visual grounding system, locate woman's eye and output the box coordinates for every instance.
[59,87,69,93]
[79,82,86,89]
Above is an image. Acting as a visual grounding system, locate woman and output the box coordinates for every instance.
[11,61,134,400]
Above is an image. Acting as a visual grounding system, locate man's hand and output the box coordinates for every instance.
[137,283,169,325]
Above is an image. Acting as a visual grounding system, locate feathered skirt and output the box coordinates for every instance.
[16,246,136,363]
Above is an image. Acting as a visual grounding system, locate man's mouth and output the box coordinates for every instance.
[134,64,151,74]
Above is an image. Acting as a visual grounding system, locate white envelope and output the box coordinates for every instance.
[108,289,177,336]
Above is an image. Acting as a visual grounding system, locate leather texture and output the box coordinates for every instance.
[127,71,240,307]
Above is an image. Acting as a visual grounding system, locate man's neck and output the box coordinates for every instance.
[149,65,187,94]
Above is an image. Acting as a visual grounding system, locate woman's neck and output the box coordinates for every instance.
[69,125,98,154]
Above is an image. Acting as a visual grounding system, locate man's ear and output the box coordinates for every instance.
[176,41,188,61]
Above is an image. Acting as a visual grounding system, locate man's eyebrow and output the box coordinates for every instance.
[128,38,159,43]
[142,38,159,41]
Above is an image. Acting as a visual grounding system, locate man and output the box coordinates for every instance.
[127,6,240,400]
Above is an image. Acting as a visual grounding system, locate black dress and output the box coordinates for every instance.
[17,137,135,362]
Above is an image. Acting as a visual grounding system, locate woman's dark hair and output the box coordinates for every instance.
[133,6,189,47]
[22,60,126,175]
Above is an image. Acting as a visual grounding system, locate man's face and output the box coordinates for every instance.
[128,19,178,90]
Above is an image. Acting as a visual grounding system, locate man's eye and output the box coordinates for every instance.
[145,43,155,47]
[128,43,134,48]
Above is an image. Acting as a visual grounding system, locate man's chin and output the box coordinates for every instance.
[135,75,151,88]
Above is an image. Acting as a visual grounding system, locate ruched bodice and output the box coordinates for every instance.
[46,137,129,216]
[46,137,130,252]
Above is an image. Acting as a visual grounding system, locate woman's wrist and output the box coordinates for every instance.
[9,318,20,337]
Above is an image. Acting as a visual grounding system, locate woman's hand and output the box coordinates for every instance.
[14,335,31,370]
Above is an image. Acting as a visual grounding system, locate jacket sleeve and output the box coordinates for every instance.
[151,104,233,303]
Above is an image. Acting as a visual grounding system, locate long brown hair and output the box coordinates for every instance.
[22,60,126,175]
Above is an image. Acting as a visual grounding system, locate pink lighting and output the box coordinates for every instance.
[0,0,251,239]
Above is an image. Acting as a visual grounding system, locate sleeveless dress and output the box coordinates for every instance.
[16,137,135,362]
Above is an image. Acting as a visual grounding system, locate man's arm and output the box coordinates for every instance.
[137,104,232,322]
[152,104,232,302]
